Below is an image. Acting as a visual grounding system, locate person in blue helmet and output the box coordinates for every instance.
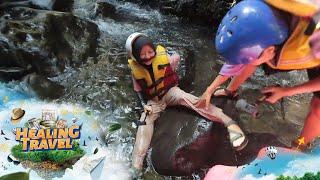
[200,0,320,149]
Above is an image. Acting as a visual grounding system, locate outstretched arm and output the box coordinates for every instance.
[201,63,258,108]
[226,64,258,92]
[200,74,230,108]
[286,77,320,96]
[262,76,320,104]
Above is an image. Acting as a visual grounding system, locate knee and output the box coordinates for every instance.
[165,87,180,98]
[171,88,194,104]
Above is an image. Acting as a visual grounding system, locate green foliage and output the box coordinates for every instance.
[277,172,320,180]
[24,123,29,128]
[0,172,29,180]
[108,123,121,132]
[11,142,85,164]
[277,175,298,180]
[85,110,92,116]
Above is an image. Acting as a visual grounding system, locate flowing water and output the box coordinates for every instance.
[0,0,314,179]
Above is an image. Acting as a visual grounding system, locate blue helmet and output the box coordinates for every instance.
[215,0,289,65]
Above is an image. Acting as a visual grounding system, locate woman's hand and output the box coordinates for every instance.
[198,88,214,109]
[199,87,231,109]
[143,105,153,114]
[261,86,289,104]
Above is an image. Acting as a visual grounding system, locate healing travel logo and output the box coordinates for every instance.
[14,109,81,151]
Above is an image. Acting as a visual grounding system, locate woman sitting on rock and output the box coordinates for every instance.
[125,32,248,171]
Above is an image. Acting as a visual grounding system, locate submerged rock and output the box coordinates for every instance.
[24,74,64,99]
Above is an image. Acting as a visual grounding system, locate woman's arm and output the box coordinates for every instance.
[227,64,258,92]
[199,75,230,108]
[201,64,258,108]
[286,77,320,96]
[262,76,320,104]
[206,75,230,94]
[168,53,180,72]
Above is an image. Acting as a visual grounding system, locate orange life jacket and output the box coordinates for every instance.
[265,0,320,70]
[128,45,178,100]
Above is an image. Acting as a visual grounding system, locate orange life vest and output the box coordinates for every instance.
[128,45,178,100]
[265,0,320,70]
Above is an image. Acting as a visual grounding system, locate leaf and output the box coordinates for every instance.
[93,148,98,154]
[85,110,92,116]
[108,123,121,132]
[0,172,29,180]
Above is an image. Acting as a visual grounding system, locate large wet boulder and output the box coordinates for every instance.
[147,53,310,176]
[150,98,288,176]
[148,67,311,177]
[93,1,117,19]
[0,6,99,80]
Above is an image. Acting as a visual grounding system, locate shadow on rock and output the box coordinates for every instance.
[168,125,286,176]
[150,98,287,176]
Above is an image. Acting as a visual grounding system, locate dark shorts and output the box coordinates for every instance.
[307,68,320,98]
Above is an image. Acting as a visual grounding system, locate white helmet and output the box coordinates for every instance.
[125,32,146,60]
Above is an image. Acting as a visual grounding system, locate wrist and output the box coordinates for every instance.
[206,87,215,94]
[137,92,146,106]
[284,87,295,97]
[225,83,239,93]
